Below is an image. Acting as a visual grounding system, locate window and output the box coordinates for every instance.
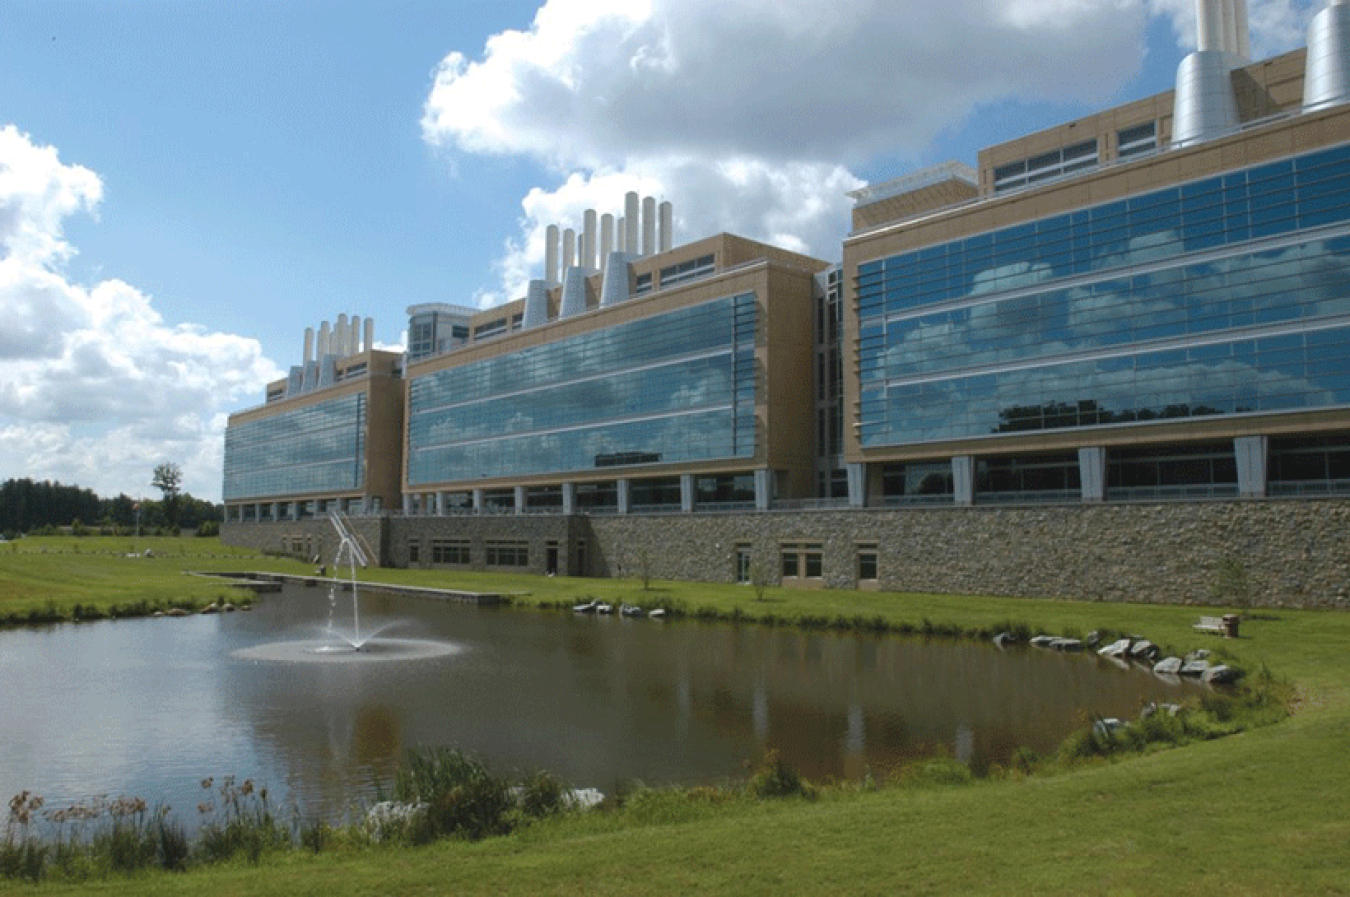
[473,317,509,340]
[857,544,878,583]
[1117,121,1157,160]
[993,140,1099,193]
[485,539,528,567]
[635,273,653,295]
[780,542,823,581]
[408,540,420,564]
[431,538,470,564]
[659,254,715,289]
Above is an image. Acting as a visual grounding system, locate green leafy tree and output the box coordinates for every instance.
[151,462,183,533]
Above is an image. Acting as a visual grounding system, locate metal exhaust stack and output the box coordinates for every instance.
[1305,0,1350,112]
[1172,0,1245,148]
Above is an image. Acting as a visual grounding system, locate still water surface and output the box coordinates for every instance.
[0,585,1198,820]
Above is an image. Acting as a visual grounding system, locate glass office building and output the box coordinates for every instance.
[857,143,1350,448]
[222,347,404,523]
[845,42,1350,506]
[407,294,757,484]
[223,392,366,504]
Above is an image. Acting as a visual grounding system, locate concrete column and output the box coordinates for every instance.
[562,482,576,515]
[472,488,484,514]
[952,456,975,506]
[754,469,773,511]
[514,485,526,515]
[847,462,868,508]
[1235,435,1269,497]
[434,491,446,516]
[1078,447,1107,502]
[680,474,694,512]
[618,478,631,514]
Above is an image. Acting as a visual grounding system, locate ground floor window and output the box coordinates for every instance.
[408,540,420,564]
[485,539,528,567]
[781,542,823,581]
[857,543,878,584]
[1107,442,1236,492]
[1269,434,1350,484]
[431,538,471,565]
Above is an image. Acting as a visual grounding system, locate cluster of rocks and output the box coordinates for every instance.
[1098,637,1241,685]
[150,600,248,619]
[995,630,1242,686]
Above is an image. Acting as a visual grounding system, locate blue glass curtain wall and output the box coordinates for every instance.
[857,143,1350,447]
[407,295,758,484]
[223,393,366,500]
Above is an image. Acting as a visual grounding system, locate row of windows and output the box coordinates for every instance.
[407,538,524,566]
[861,237,1350,385]
[223,393,365,501]
[860,142,1350,318]
[659,254,715,288]
[993,139,1100,193]
[408,295,757,484]
[485,540,529,567]
[411,297,751,410]
[876,437,1349,500]
[413,473,758,514]
[857,144,1350,449]
[735,543,878,584]
[859,324,1350,446]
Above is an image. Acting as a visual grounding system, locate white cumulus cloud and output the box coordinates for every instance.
[0,125,283,502]
[424,0,1322,308]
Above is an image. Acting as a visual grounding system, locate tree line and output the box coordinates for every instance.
[0,477,223,539]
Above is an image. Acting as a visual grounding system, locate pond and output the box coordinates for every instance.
[0,584,1200,821]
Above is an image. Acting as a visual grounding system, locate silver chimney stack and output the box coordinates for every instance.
[1305,0,1350,112]
[642,196,656,256]
[1172,0,1244,148]
[659,201,673,253]
[545,224,560,284]
[583,208,597,271]
[624,192,639,257]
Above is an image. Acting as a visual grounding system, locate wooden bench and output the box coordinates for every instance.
[1194,614,1238,637]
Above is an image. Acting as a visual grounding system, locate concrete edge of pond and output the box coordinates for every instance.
[188,571,512,605]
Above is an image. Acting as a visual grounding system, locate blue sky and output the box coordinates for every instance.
[0,0,1322,502]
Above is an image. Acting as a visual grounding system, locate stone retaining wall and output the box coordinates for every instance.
[222,498,1350,609]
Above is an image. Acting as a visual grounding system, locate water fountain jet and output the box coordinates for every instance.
[231,512,462,664]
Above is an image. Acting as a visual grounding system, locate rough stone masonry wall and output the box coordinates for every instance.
[223,499,1350,609]
[221,516,389,566]
[582,499,1350,609]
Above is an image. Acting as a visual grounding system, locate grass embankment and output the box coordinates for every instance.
[0,537,313,625]
[3,538,1349,894]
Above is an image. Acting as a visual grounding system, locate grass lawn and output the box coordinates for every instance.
[4,537,1349,894]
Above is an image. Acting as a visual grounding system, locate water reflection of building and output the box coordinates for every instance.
[224,1,1350,604]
